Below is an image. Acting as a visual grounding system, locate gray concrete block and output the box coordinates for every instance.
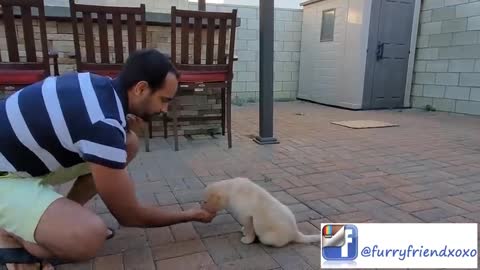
[247,19,259,30]
[282,81,298,91]
[235,40,248,50]
[422,0,445,10]
[237,72,256,82]
[424,85,446,97]
[456,1,480,18]
[439,45,480,59]
[414,72,436,84]
[237,50,257,61]
[460,73,480,87]
[436,73,460,85]
[475,60,480,71]
[445,86,471,99]
[433,98,456,111]
[416,48,439,60]
[284,62,299,72]
[449,59,475,72]
[284,41,301,52]
[232,81,246,92]
[275,10,293,21]
[247,61,258,72]
[455,100,480,115]
[275,21,286,32]
[275,51,292,62]
[285,21,302,32]
[292,31,302,41]
[420,22,442,35]
[416,35,430,48]
[429,33,453,47]
[292,52,300,62]
[292,72,299,82]
[246,82,259,92]
[412,84,424,96]
[238,7,258,19]
[247,40,259,51]
[234,61,247,72]
[431,6,456,21]
[467,16,480,30]
[415,61,427,72]
[238,29,258,40]
[452,31,479,45]
[445,0,468,6]
[275,71,292,82]
[426,60,449,72]
[469,87,480,101]
[274,41,284,51]
[292,11,303,22]
[441,18,467,33]
[275,31,293,41]
[412,96,434,108]
[421,10,433,23]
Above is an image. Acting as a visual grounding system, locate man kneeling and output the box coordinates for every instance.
[0,49,216,269]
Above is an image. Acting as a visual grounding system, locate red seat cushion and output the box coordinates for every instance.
[178,70,228,83]
[0,70,46,85]
[90,70,120,78]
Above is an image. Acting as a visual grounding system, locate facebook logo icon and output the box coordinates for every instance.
[322,224,358,261]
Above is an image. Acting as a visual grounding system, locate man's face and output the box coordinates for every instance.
[128,72,178,121]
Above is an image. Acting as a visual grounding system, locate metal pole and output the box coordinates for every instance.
[254,0,279,145]
[198,0,206,11]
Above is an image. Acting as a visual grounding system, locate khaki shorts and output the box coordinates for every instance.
[0,163,90,243]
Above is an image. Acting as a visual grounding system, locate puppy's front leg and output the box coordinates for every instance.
[241,216,256,244]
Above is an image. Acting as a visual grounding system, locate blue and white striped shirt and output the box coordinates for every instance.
[0,72,128,177]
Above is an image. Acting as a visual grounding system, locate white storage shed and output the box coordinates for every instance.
[297,0,421,109]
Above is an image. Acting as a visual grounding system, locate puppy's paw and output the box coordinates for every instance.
[241,226,245,234]
[241,236,255,244]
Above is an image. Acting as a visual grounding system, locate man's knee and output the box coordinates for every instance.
[62,215,107,260]
[126,130,139,164]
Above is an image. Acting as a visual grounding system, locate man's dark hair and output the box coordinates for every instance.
[118,49,179,92]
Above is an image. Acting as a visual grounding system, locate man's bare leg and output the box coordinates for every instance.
[2,131,140,269]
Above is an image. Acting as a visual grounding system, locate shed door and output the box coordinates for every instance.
[363,0,415,109]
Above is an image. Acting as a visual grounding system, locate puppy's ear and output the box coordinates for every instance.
[204,192,223,211]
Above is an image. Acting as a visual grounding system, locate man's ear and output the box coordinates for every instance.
[133,81,148,96]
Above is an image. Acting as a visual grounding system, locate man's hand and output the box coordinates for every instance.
[127,114,145,135]
[186,208,217,223]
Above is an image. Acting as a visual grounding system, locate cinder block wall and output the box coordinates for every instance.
[413,0,480,115]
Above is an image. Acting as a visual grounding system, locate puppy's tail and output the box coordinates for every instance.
[295,231,320,244]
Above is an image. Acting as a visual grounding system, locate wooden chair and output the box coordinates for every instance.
[69,0,146,76]
[0,0,59,99]
[69,0,151,150]
[167,6,238,151]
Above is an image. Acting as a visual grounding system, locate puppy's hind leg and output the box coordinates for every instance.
[240,216,256,244]
[258,231,289,248]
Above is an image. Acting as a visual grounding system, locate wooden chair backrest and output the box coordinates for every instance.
[0,0,50,73]
[170,6,237,75]
[69,0,147,73]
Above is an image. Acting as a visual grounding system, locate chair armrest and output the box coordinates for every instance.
[48,49,60,76]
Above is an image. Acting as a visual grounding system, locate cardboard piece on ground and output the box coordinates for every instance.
[331,120,399,129]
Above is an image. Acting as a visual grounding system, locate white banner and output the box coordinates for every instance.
[320,223,478,269]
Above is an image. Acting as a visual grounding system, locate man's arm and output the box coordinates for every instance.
[89,162,216,227]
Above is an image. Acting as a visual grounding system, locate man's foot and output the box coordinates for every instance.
[1,230,53,270]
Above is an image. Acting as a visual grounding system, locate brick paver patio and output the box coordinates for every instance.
[55,101,480,270]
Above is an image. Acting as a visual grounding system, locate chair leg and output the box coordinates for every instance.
[227,84,232,149]
[144,125,150,152]
[148,120,153,138]
[173,99,179,151]
[163,113,168,139]
[221,88,226,136]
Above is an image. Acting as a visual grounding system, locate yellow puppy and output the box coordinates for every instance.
[202,177,320,247]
